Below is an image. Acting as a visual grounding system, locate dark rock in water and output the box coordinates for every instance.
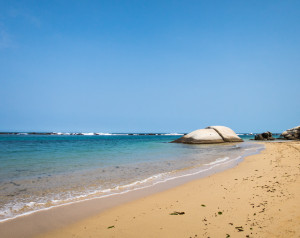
[255,134,264,140]
[254,131,275,140]
[0,132,18,135]
[28,132,54,135]
[262,132,270,139]
[281,126,300,140]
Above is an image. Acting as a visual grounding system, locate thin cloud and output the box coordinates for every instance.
[8,7,41,27]
[0,7,41,49]
[0,28,14,49]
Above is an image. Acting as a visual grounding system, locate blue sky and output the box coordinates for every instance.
[0,0,299,133]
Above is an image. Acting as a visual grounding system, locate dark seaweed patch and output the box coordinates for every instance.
[170,211,185,215]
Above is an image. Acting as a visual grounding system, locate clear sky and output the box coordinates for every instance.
[0,0,299,133]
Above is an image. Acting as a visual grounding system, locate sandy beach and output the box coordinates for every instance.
[1,141,299,238]
[30,141,299,238]
[2,1,299,237]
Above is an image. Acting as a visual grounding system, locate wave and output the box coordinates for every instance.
[82,133,98,136]
[163,133,184,136]
[204,156,243,166]
[94,133,113,135]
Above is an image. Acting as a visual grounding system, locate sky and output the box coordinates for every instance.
[0,0,299,133]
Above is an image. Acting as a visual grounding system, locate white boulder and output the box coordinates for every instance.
[206,126,244,142]
[172,126,243,144]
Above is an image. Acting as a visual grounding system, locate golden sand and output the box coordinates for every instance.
[34,141,300,238]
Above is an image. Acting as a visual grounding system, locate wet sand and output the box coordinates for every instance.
[1,141,300,238]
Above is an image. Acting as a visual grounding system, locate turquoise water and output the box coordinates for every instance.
[0,133,263,221]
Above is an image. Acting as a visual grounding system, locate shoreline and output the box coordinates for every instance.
[0,135,259,223]
[1,141,299,237]
[0,141,261,224]
[0,143,257,238]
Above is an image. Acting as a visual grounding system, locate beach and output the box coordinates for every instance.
[0,134,261,223]
[1,140,299,238]
[2,1,299,237]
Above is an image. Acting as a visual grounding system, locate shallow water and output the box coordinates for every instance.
[0,134,263,221]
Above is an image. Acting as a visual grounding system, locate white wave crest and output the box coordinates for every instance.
[94,133,113,135]
[164,133,184,136]
[205,157,230,165]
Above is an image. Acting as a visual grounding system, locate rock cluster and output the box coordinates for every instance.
[171,126,243,144]
[254,131,275,141]
[281,126,300,140]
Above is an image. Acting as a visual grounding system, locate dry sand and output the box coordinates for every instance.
[33,141,300,238]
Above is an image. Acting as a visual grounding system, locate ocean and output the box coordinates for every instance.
[0,133,265,222]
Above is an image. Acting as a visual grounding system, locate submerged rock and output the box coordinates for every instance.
[281,126,300,140]
[171,126,243,144]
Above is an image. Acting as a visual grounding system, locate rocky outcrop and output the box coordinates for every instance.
[171,126,243,144]
[281,126,300,140]
[254,131,275,140]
